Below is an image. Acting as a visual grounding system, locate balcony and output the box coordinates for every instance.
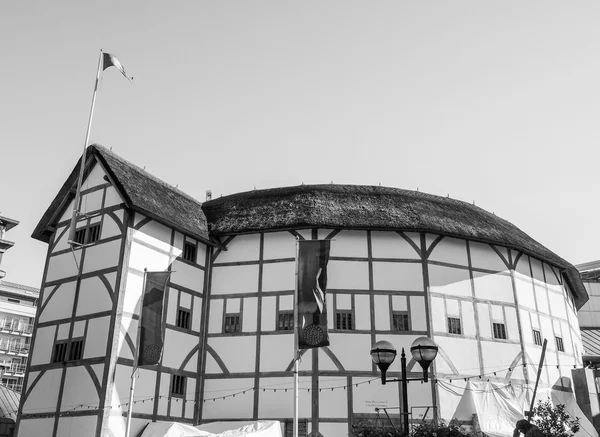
[1,383,22,393]
[3,363,26,375]
[0,319,33,336]
[0,339,29,356]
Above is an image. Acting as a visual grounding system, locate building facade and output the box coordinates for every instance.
[16,145,589,437]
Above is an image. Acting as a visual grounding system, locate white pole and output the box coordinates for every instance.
[125,268,147,437]
[293,238,299,437]
[67,49,103,246]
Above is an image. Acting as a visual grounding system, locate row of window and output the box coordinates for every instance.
[446,317,565,351]
[52,338,84,362]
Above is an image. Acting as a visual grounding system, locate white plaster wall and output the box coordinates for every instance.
[327,333,372,371]
[261,296,277,331]
[52,224,72,253]
[371,231,420,259]
[262,262,295,292]
[243,297,258,332]
[162,329,199,369]
[79,189,103,213]
[217,234,260,263]
[60,366,100,411]
[82,239,121,274]
[410,296,427,331]
[328,260,369,290]
[46,251,81,282]
[100,213,122,240]
[208,299,224,334]
[263,232,296,260]
[434,336,479,376]
[481,341,522,373]
[104,185,123,207]
[372,262,423,291]
[135,220,173,248]
[111,365,156,414]
[428,237,468,266]
[318,377,348,418]
[208,337,256,373]
[373,295,390,330]
[202,378,255,419]
[17,418,54,437]
[211,265,259,295]
[192,296,203,331]
[430,296,446,333]
[429,265,471,297]
[514,273,536,311]
[472,271,514,303]
[329,230,368,258]
[76,275,113,316]
[352,376,399,414]
[256,376,312,418]
[461,301,476,336]
[171,259,204,292]
[38,281,76,323]
[355,294,371,330]
[469,242,509,272]
[30,326,55,365]
[128,239,173,273]
[259,335,294,372]
[56,416,98,437]
[22,369,62,413]
[84,316,110,358]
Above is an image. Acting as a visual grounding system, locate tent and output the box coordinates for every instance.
[139,420,283,437]
[449,380,597,437]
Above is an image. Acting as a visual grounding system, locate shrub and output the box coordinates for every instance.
[530,400,580,437]
[351,418,474,437]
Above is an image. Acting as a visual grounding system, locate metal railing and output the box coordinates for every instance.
[1,383,22,392]
[6,363,26,374]
[0,339,29,355]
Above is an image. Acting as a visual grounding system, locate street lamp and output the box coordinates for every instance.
[370,337,438,435]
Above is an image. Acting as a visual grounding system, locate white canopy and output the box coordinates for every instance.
[139,420,283,437]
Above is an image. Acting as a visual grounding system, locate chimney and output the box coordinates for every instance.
[206,190,212,201]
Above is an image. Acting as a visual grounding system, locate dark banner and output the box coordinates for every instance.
[138,271,171,367]
[297,240,331,349]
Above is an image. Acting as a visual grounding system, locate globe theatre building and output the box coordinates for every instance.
[16,145,588,437]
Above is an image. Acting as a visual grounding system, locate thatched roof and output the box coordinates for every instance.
[203,184,588,309]
[32,144,210,245]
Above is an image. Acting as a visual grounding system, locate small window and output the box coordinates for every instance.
[68,339,84,361]
[224,314,241,333]
[277,312,294,331]
[52,341,68,363]
[556,336,564,352]
[171,374,186,396]
[7,299,19,304]
[448,317,461,335]
[86,223,101,243]
[177,308,191,330]
[74,228,86,245]
[533,330,542,346]
[392,312,410,332]
[183,242,197,263]
[336,312,353,330]
[493,323,507,340]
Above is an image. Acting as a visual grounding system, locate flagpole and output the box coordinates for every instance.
[125,268,146,437]
[67,49,103,246]
[293,238,299,437]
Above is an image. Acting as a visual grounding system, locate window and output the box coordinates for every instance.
[74,228,86,245]
[87,223,101,243]
[277,312,294,331]
[224,314,241,333]
[392,312,410,332]
[177,308,191,330]
[74,223,101,245]
[448,317,461,335]
[533,330,542,346]
[171,374,186,396]
[493,323,507,340]
[556,336,564,352]
[68,339,84,361]
[183,242,197,263]
[7,299,19,304]
[52,341,68,363]
[336,312,353,330]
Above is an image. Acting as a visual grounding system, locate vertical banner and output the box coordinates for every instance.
[297,240,331,349]
[138,271,171,367]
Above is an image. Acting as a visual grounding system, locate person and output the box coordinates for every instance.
[513,419,545,437]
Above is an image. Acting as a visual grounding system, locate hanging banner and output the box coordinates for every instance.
[138,271,171,367]
[297,240,331,349]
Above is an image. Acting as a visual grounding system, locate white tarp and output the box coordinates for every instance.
[450,381,597,437]
[139,420,283,437]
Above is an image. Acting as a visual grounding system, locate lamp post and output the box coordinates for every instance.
[370,337,439,436]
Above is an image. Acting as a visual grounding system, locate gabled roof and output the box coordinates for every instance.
[0,216,18,233]
[0,281,39,299]
[203,184,588,309]
[32,144,211,245]
[0,385,19,422]
[581,329,600,357]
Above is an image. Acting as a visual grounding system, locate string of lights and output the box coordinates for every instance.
[7,361,585,420]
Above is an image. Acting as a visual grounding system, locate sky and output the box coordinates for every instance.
[2,1,600,288]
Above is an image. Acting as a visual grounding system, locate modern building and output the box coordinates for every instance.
[16,144,591,437]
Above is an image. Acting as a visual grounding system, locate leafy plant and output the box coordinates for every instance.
[351,418,475,437]
[530,400,580,437]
